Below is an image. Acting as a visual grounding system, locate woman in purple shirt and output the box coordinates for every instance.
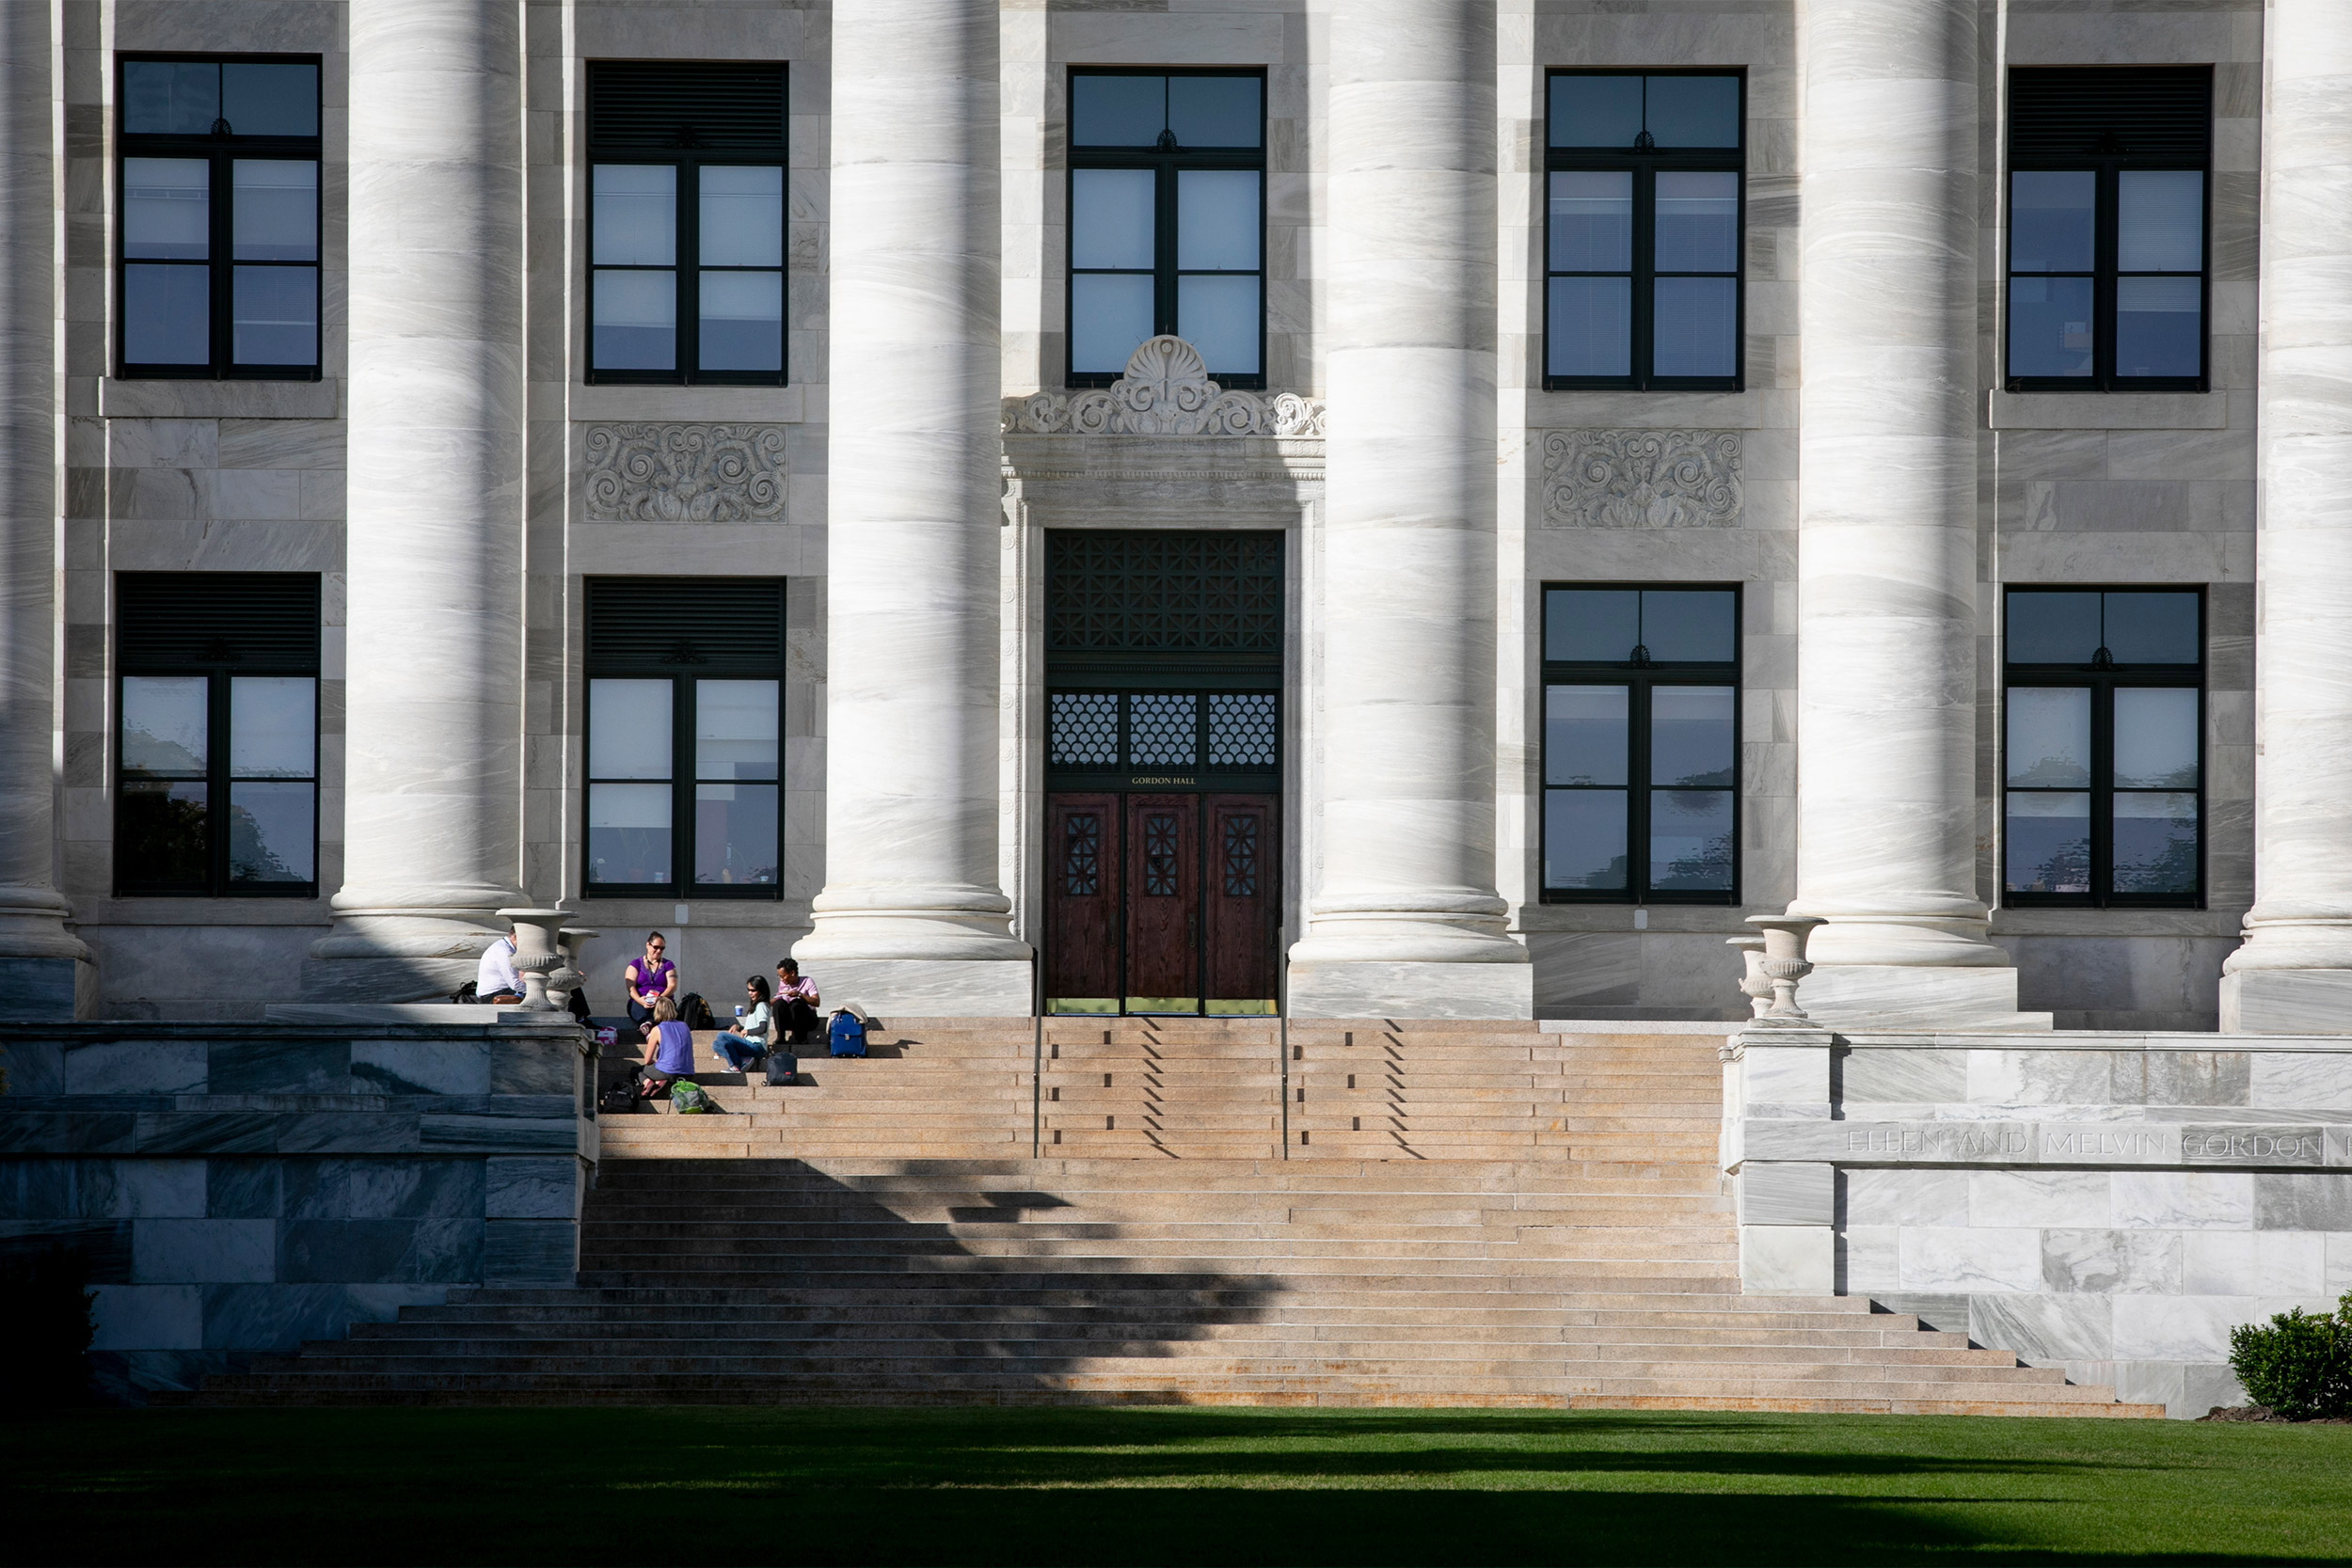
[624,930,677,1042]
[638,995,695,1097]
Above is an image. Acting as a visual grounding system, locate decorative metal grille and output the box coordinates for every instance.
[1143,813,1180,895]
[1048,692,1119,767]
[1207,692,1279,768]
[1062,814,1102,896]
[1128,693,1198,767]
[1222,814,1260,897]
[1046,531,1283,656]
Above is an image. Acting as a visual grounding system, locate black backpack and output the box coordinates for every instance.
[679,992,716,1030]
[763,1051,797,1086]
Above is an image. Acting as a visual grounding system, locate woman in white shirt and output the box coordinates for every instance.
[710,974,772,1072]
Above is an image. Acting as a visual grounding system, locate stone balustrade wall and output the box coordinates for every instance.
[1725,1029,2352,1416]
[0,1017,593,1401]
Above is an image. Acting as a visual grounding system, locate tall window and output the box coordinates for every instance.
[1545,71,1743,391]
[2006,68,2210,390]
[118,55,321,379]
[586,61,787,385]
[1067,70,1264,387]
[584,579,786,897]
[2004,589,2202,908]
[1541,586,1740,903]
[115,574,320,896]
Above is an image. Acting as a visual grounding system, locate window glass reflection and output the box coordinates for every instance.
[122,676,208,774]
[229,782,314,883]
[124,159,210,260]
[230,676,314,778]
[699,166,784,268]
[2119,171,2202,272]
[221,62,319,137]
[1546,591,1639,663]
[1073,168,1155,270]
[1168,76,1260,148]
[699,272,783,372]
[593,166,676,265]
[2115,277,2201,379]
[232,266,317,365]
[2112,792,2199,895]
[1177,276,1259,374]
[1073,74,1165,146]
[1545,686,1628,786]
[1548,277,1631,378]
[1177,170,1259,270]
[695,680,779,780]
[2010,171,2095,272]
[2113,689,2199,787]
[2103,592,2200,663]
[1549,171,1631,272]
[1071,274,1154,373]
[2007,688,2091,786]
[2008,275,2095,377]
[1650,789,1733,890]
[2006,793,2091,894]
[1545,790,1629,890]
[120,781,209,885]
[694,783,779,885]
[590,679,673,779]
[231,161,316,261]
[1549,75,1643,148]
[592,271,675,372]
[1651,686,1734,787]
[124,61,220,135]
[1640,591,1737,662]
[1645,76,1740,148]
[589,783,672,885]
[1653,277,1737,378]
[1655,171,1738,272]
[125,267,211,364]
[2006,591,2103,663]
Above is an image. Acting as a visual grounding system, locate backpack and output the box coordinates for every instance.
[679,992,716,1031]
[598,1064,644,1115]
[827,1010,867,1058]
[670,1080,711,1114]
[763,1051,797,1086]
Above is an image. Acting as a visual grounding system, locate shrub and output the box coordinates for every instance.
[2227,1291,2352,1419]
[0,1247,97,1408]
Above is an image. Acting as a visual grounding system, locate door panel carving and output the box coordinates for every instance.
[1123,793,1198,1008]
[1044,794,1120,1007]
[1205,794,1279,1007]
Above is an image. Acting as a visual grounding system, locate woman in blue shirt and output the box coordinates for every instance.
[638,995,696,1097]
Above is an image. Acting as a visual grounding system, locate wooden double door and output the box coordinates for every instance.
[1044,792,1279,1015]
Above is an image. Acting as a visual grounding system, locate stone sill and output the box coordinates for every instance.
[1987,390,2228,431]
[1992,908,2244,939]
[1526,388,1783,431]
[98,377,339,420]
[74,899,329,927]
[564,384,807,423]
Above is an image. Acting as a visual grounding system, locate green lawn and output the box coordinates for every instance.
[7,1406,2349,1565]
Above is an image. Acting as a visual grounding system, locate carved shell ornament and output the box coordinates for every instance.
[1004,335,1326,437]
[1541,429,1743,529]
[583,423,788,522]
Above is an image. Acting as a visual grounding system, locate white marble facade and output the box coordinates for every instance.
[0,0,2333,1031]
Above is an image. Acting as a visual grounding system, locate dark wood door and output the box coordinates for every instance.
[1123,794,1199,1007]
[1203,794,1279,1006]
[1044,794,1120,1006]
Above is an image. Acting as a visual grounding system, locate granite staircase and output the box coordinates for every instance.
[171,1022,2163,1416]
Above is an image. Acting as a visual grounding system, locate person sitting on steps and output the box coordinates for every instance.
[711,974,771,1074]
[624,931,676,1043]
[774,958,822,1045]
[474,923,525,1006]
[639,995,694,1097]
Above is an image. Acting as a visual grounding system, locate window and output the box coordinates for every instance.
[115,574,320,895]
[2006,68,2210,390]
[586,61,787,385]
[118,55,321,379]
[583,578,786,897]
[1541,586,1740,903]
[2004,589,2202,908]
[1545,71,1743,391]
[1067,70,1264,387]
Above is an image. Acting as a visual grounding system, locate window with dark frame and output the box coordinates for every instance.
[1544,71,1743,392]
[2004,588,2203,908]
[1541,586,1740,904]
[586,61,788,386]
[2006,68,2211,391]
[583,578,786,898]
[118,55,322,380]
[1067,69,1265,388]
[115,573,321,896]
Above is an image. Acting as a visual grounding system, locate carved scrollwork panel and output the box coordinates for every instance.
[1002,334,1326,437]
[581,423,790,522]
[1540,429,1743,529]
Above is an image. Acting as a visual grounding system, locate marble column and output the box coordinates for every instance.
[2221,2,2352,1032]
[792,0,1031,1015]
[308,0,525,999]
[1788,0,2025,1029]
[0,4,89,1019]
[1286,0,1531,1020]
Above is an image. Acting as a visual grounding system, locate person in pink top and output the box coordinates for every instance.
[774,957,821,1045]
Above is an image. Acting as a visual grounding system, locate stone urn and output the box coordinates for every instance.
[1743,914,1826,1024]
[496,907,573,1011]
[548,927,598,1016]
[1727,935,1772,1019]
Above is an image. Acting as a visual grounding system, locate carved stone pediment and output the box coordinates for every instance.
[1541,429,1743,529]
[1004,336,1325,437]
[582,423,789,522]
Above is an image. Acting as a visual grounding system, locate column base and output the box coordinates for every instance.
[2219,971,2352,1034]
[0,956,96,1021]
[814,958,1034,1019]
[1799,966,2052,1032]
[1286,959,1534,1021]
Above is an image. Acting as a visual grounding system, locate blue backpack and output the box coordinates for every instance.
[827,1010,867,1058]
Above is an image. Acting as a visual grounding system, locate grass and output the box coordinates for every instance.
[6,1405,2350,1565]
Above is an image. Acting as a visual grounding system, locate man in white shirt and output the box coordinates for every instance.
[476,926,525,1005]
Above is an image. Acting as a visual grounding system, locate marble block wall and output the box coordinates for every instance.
[1725,1030,2352,1416]
[0,1017,592,1401]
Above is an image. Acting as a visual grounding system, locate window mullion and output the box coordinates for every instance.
[1632,165,1654,390]
[679,158,698,384]
[1155,161,1177,338]
[1629,674,1650,901]
[2091,678,2114,907]
[674,675,692,897]
[212,150,232,377]
[2094,164,2118,390]
[208,671,231,894]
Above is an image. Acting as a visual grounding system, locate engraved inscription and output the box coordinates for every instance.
[2043,1128,2178,1161]
[1845,1127,2031,1159]
[2181,1127,2327,1165]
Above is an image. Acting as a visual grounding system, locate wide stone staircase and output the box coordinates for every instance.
[171,1021,2161,1415]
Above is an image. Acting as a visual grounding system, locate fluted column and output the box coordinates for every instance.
[793,0,1030,1014]
[1286,0,1530,1020]
[2221,2,2352,1032]
[309,0,524,999]
[1788,0,2021,1028]
[0,3,88,1018]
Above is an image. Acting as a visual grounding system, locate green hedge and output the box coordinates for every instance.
[2227,1291,2352,1419]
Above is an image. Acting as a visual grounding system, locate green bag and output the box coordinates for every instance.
[670,1079,711,1115]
